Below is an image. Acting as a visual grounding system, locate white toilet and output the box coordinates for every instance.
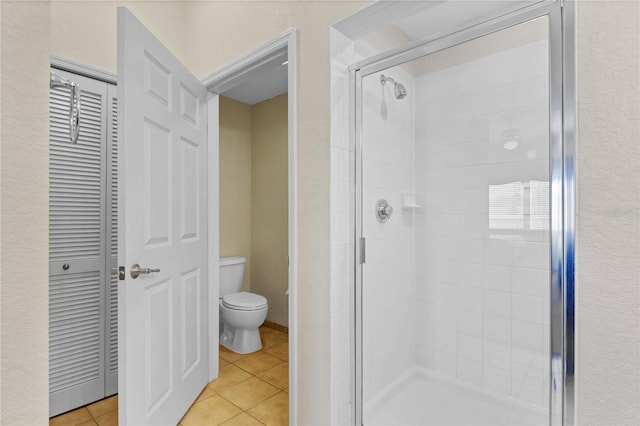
[219,256,268,354]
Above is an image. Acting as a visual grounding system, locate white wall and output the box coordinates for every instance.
[0,1,51,424]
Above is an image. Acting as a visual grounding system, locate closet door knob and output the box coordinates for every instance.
[62,263,70,271]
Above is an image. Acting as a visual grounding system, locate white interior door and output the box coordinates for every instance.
[117,8,209,425]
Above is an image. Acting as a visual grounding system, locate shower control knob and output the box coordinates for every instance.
[376,199,393,223]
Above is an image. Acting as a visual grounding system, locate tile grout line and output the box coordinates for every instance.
[210,342,289,425]
[185,339,289,425]
[193,380,285,425]
[53,328,288,426]
[211,366,285,407]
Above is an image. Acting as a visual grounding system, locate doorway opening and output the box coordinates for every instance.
[200,29,297,425]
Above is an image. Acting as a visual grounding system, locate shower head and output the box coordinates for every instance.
[380,74,407,99]
[394,82,407,99]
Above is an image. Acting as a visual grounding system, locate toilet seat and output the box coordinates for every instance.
[222,292,267,311]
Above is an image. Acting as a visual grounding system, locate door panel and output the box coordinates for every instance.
[49,70,108,417]
[117,8,209,425]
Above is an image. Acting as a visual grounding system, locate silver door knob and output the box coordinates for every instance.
[130,263,161,279]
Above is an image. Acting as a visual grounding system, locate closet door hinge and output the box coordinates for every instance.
[118,266,125,280]
[360,237,366,264]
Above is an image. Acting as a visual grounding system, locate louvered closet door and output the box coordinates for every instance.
[49,69,117,417]
[105,84,119,396]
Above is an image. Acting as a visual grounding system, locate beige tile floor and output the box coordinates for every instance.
[50,326,289,426]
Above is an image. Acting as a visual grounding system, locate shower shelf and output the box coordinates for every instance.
[401,191,421,209]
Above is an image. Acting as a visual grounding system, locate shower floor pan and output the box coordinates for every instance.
[365,368,547,426]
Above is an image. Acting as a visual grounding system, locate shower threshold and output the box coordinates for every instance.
[364,367,547,426]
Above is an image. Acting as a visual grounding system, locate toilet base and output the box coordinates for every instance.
[219,300,268,354]
[220,325,262,354]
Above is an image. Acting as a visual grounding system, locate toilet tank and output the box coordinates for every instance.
[219,257,246,297]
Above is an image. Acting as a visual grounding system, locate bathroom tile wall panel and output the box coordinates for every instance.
[360,64,416,407]
[413,40,550,412]
[328,33,417,423]
[329,29,360,425]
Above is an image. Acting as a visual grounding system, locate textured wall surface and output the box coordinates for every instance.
[9,1,638,424]
[251,94,289,327]
[219,96,253,292]
[576,2,640,424]
[0,1,51,423]
[51,0,187,73]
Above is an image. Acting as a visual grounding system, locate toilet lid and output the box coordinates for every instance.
[222,292,267,311]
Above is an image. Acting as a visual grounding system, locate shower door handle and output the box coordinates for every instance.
[130,263,161,279]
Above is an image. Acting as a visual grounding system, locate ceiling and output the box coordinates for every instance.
[220,53,288,105]
[335,0,543,42]
[398,1,540,42]
[220,1,542,106]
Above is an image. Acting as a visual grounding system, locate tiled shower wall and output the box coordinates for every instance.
[413,39,550,410]
[329,29,359,425]
[360,65,416,406]
[330,31,417,423]
[330,24,552,424]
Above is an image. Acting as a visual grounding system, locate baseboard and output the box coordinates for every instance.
[262,320,288,335]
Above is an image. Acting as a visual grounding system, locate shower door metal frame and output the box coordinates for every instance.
[350,1,576,425]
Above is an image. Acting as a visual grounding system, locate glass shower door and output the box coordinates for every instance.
[358,15,554,426]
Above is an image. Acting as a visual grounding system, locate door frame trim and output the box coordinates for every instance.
[51,55,117,85]
[201,27,298,425]
[206,93,220,385]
